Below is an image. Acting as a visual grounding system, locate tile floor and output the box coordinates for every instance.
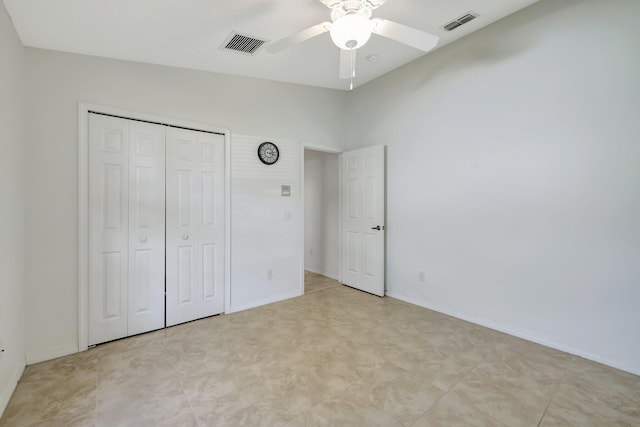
[2,276,639,426]
[304,271,339,294]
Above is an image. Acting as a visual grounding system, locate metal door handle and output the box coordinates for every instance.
[183,234,189,240]
[140,237,148,243]
[371,225,382,231]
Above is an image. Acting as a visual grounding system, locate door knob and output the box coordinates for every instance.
[371,225,382,231]
[140,237,148,243]
[183,234,189,240]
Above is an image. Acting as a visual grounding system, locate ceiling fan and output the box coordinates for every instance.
[265,0,439,87]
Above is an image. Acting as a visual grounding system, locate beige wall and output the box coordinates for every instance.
[0,1,26,416]
[347,0,640,374]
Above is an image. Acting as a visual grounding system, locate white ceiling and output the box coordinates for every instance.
[4,0,538,91]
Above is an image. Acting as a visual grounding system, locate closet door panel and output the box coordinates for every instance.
[89,114,130,345]
[202,243,217,299]
[127,122,166,336]
[177,246,194,303]
[199,136,225,313]
[166,130,199,326]
[166,128,224,326]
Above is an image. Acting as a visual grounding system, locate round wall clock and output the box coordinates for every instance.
[257,141,280,165]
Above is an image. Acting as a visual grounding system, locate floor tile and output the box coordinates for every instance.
[2,274,639,427]
[1,361,97,427]
[540,357,640,426]
[191,386,297,427]
[296,388,404,427]
[348,361,445,426]
[412,391,508,427]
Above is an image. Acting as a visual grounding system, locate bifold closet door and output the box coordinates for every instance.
[127,122,166,336]
[166,128,225,326]
[88,114,165,345]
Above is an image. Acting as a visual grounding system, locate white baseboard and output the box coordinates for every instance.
[227,290,302,314]
[304,266,339,281]
[385,291,640,377]
[0,359,25,418]
[25,342,78,365]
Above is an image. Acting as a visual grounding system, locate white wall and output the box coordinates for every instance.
[0,2,25,416]
[304,150,339,279]
[346,0,640,374]
[230,136,302,311]
[23,48,347,363]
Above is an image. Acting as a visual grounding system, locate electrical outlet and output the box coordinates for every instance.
[267,270,273,280]
[419,272,426,282]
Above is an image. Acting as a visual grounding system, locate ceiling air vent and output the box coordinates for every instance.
[221,32,267,55]
[443,12,478,31]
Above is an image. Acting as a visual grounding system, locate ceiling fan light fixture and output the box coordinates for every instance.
[329,13,373,50]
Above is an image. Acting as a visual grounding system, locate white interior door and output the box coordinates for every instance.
[88,114,130,345]
[166,128,225,326]
[89,115,167,345]
[341,145,386,296]
[127,122,166,336]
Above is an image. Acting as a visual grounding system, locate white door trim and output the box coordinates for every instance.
[78,102,231,351]
[300,143,343,295]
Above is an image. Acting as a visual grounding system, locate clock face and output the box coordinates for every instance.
[257,142,279,165]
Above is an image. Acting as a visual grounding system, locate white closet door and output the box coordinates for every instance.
[89,115,166,345]
[166,128,225,326]
[88,114,130,345]
[127,122,166,336]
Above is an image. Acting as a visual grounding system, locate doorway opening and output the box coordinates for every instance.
[303,148,340,294]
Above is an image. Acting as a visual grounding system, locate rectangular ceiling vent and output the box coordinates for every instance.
[221,32,267,56]
[443,12,478,31]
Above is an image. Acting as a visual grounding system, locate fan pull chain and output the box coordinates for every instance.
[350,49,356,91]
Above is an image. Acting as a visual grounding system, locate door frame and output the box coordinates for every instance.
[300,143,343,295]
[78,102,231,351]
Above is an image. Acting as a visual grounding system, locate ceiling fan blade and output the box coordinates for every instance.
[371,18,439,52]
[266,22,332,53]
[339,49,353,79]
